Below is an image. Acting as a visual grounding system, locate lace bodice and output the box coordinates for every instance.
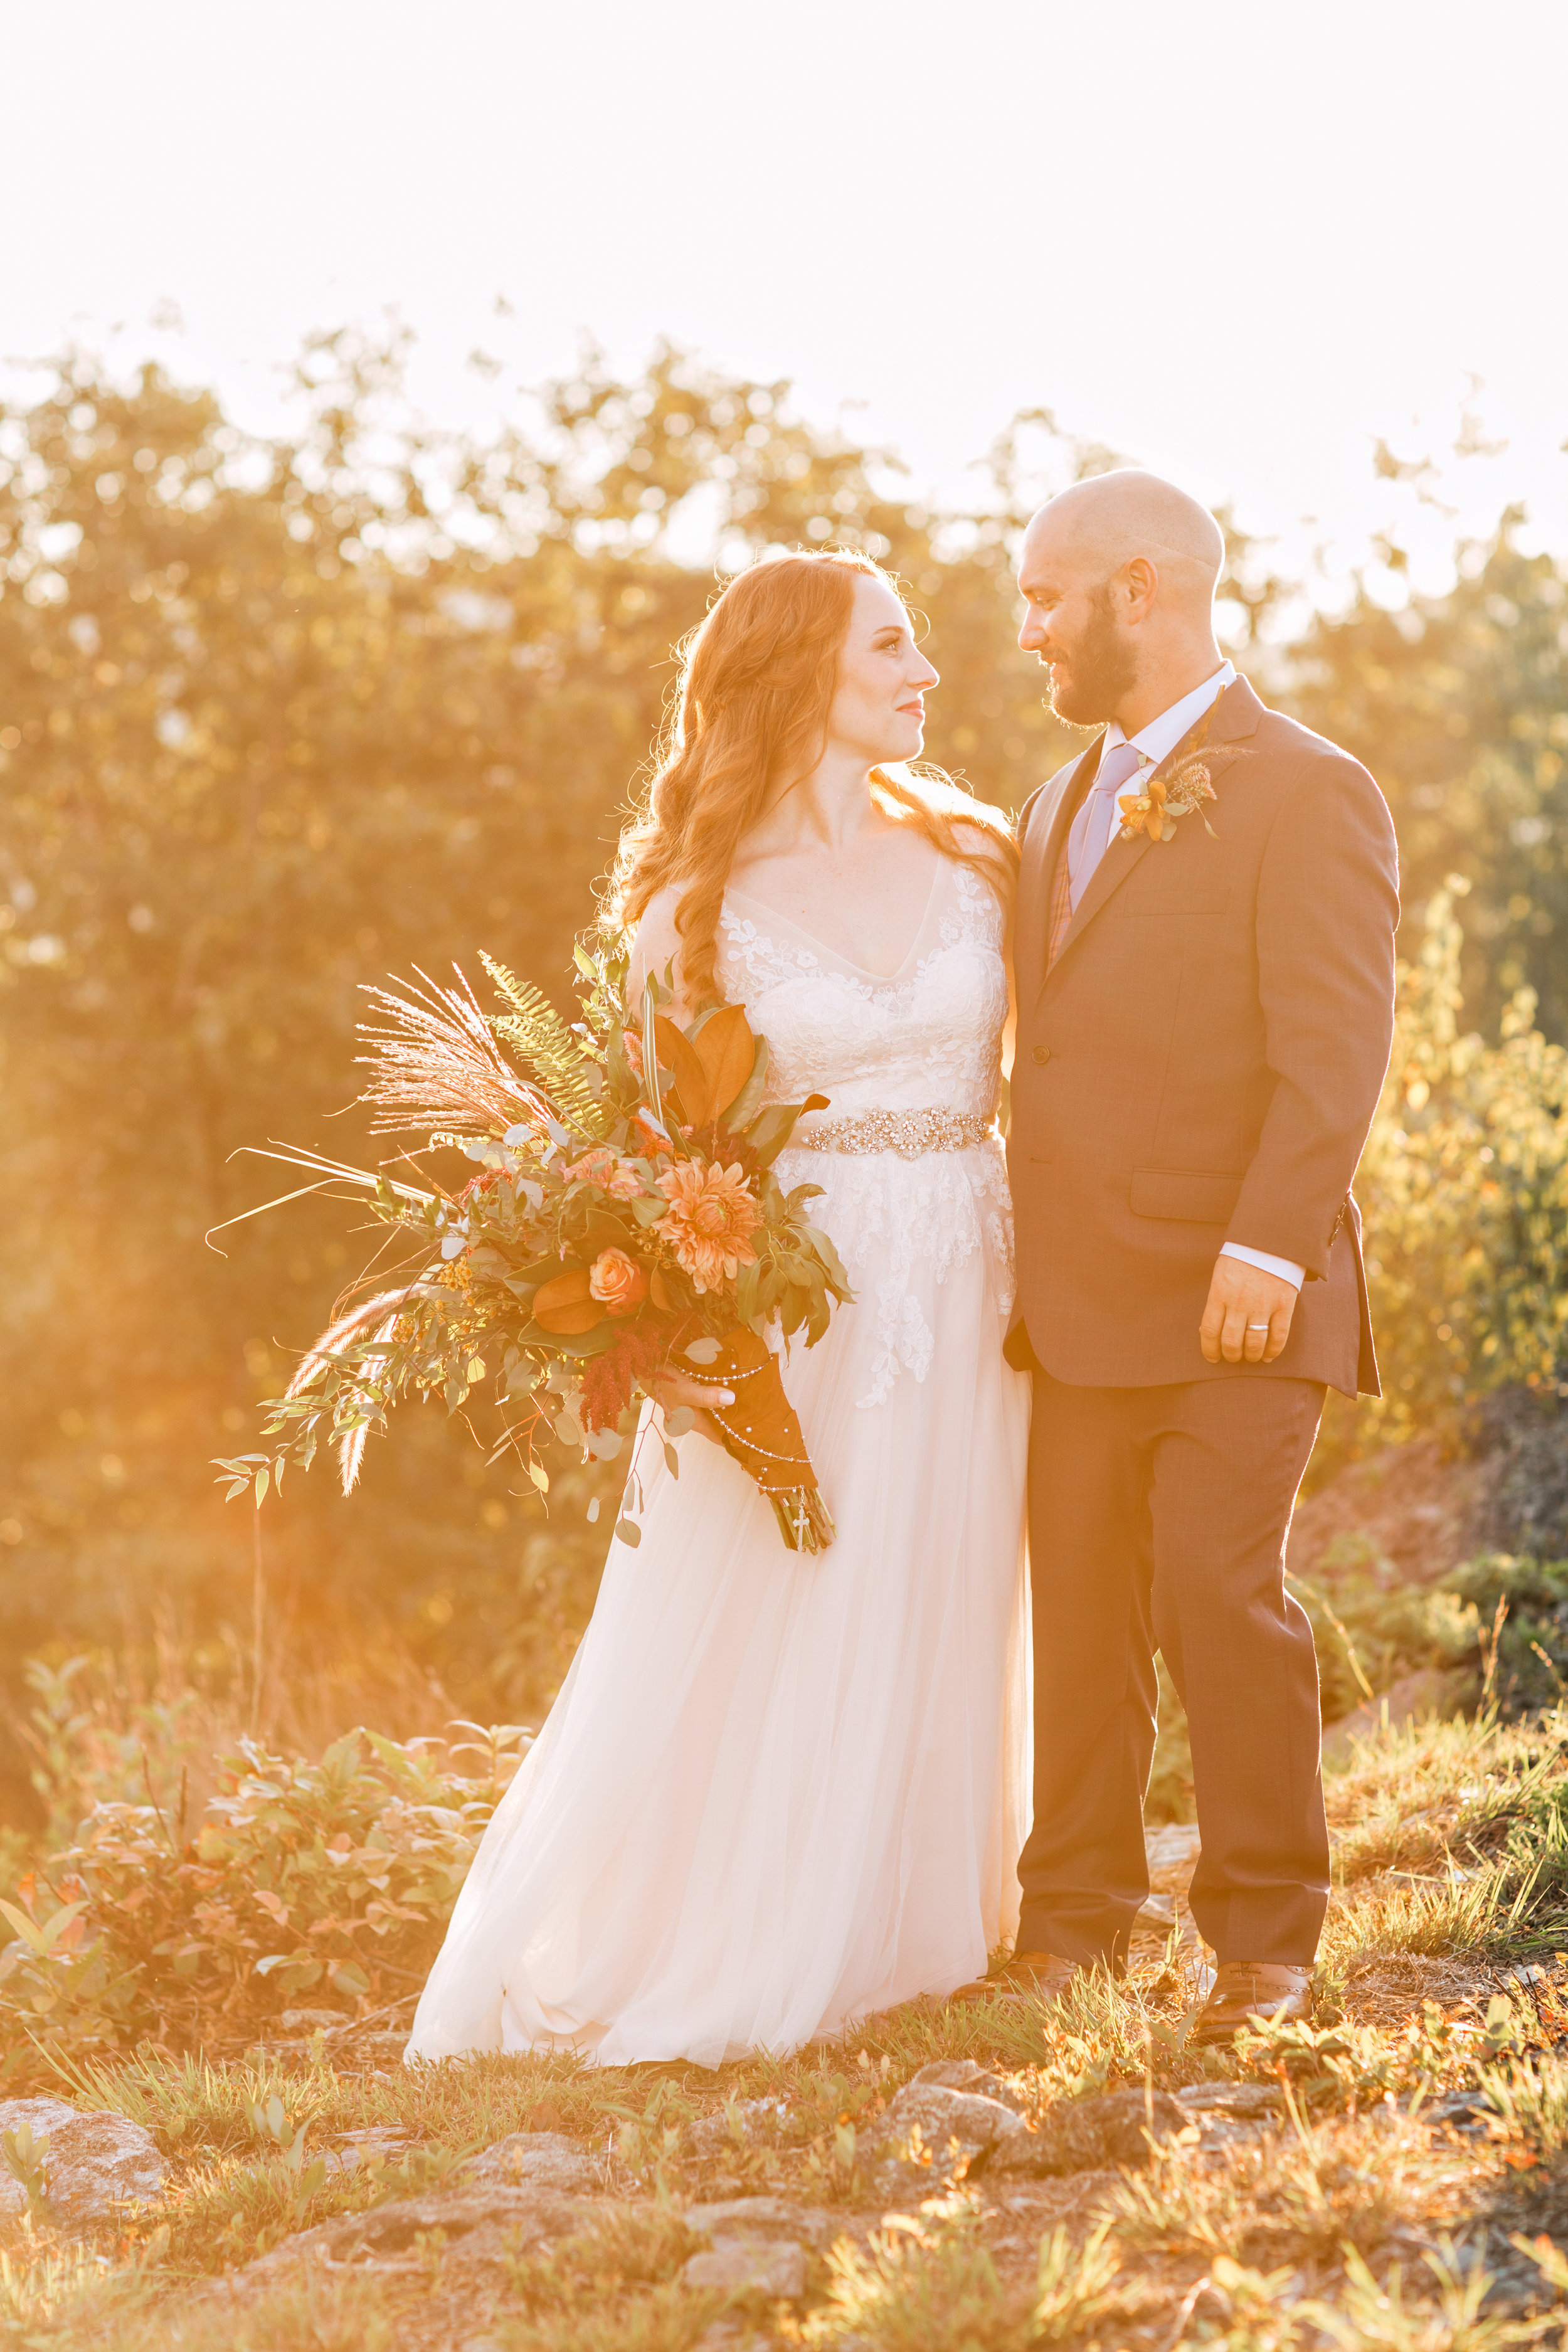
[717,859,1007,1128]
[715,858,1015,1409]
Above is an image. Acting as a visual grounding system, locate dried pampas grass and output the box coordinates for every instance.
[357,965,552,1138]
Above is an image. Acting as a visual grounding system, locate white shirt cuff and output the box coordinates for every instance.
[1221,1242,1305,1290]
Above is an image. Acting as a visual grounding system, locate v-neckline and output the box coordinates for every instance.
[725,856,946,985]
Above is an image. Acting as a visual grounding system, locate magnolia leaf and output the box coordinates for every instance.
[694,1004,757,1126]
[653,1014,712,1126]
[724,1035,771,1133]
[533,1266,605,1335]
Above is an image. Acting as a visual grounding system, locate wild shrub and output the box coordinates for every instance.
[0,1724,522,2084]
[1338,884,1568,1460]
[1446,1555,1568,1711]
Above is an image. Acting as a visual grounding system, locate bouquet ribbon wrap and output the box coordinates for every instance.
[681,1327,835,1554]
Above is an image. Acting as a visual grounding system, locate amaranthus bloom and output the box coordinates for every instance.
[633,1108,672,1160]
[564,1145,645,1199]
[655,1160,761,1293]
[588,1246,649,1316]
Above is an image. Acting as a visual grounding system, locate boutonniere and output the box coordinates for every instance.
[1118,752,1220,845]
[1116,681,1248,845]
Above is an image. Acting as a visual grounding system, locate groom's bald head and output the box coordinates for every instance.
[1024,471,1224,608]
[1017,470,1226,728]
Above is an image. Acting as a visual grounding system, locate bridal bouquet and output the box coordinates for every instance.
[215,948,850,1552]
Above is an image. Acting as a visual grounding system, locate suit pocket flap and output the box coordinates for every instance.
[1130,1168,1244,1223]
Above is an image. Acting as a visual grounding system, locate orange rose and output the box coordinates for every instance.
[588,1246,649,1316]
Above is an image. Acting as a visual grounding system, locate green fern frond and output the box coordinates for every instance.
[480,951,601,1126]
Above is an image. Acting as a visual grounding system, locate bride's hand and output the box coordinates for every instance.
[653,1369,734,1448]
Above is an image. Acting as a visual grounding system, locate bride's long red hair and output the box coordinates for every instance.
[606,549,1016,1007]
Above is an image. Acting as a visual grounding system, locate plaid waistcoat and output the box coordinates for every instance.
[1045,833,1076,970]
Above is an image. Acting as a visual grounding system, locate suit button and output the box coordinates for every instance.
[1032,1045,1052,1066]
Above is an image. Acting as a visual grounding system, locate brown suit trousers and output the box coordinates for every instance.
[1008,679,1399,1966]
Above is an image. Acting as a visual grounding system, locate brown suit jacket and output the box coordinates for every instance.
[1007,677,1399,1399]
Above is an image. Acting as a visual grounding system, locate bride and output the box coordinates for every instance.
[407,549,1032,2069]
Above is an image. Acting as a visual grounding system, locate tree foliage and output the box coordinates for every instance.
[0,334,1088,1808]
[1293,520,1568,1034]
[2,331,1565,1814]
[1345,884,1568,1454]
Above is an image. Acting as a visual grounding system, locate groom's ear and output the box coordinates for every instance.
[1121,556,1159,621]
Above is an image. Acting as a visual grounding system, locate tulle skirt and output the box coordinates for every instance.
[406,1142,1031,2069]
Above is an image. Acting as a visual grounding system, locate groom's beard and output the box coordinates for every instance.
[1046,588,1140,728]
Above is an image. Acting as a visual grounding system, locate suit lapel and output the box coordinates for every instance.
[1043,676,1265,985]
[1017,737,1101,998]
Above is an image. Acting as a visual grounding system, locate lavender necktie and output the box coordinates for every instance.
[1066,741,1147,911]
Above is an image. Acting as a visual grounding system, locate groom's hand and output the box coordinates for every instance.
[1199,1257,1298,1365]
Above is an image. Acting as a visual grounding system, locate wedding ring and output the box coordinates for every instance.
[1246,1322,1271,1330]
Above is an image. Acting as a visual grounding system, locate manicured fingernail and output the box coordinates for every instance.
[717,1391,734,1405]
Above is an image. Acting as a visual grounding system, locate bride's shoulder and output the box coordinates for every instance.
[947,810,1015,861]
[934,801,1015,903]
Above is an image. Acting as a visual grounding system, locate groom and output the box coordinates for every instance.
[970,471,1399,2042]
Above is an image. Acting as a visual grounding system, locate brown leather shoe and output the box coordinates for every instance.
[1192,1961,1314,2046]
[948,1949,1080,2006]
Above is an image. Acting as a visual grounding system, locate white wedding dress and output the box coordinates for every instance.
[407,857,1031,2069]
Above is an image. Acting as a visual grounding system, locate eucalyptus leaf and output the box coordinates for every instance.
[614,1518,642,1549]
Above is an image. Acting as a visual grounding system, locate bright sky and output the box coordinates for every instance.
[8,0,1565,616]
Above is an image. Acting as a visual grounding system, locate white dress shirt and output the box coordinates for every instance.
[1105,661,1305,1295]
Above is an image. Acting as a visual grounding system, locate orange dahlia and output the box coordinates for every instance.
[655,1159,761,1293]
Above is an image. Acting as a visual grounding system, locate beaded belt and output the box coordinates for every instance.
[790,1108,993,1159]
